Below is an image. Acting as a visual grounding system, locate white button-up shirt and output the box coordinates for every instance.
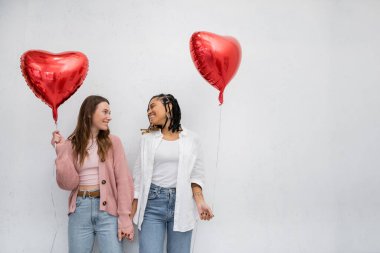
[132,128,205,232]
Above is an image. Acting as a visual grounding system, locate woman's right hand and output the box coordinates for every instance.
[51,130,64,147]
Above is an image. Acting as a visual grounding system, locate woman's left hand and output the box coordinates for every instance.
[118,227,134,241]
[196,201,214,221]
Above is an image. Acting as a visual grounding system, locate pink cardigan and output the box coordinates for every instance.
[55,134,134,229]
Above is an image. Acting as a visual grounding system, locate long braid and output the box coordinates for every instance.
[166,94,182,132]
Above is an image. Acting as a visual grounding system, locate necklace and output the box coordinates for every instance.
[87,139,97,151]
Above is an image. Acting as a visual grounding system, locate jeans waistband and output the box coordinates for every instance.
[150,183,176,193]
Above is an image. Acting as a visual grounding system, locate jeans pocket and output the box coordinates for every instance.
[75,197,83,207]
[148,189,159,200]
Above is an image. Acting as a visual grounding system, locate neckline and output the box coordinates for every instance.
[162,138,179,142]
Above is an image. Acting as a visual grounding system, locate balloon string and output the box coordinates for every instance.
[190,221,199,253]
[211,105,222,210]
[50,122,59,253]
[50,163,58,253]
[191,106,222,253]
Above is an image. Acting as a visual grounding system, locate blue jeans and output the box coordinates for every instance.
[68,196,123,253]
[139,184,193,253]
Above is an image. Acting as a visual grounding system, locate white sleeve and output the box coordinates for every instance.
[190,136,206,189]
[133,138,143,199]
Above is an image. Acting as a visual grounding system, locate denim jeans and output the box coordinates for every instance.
[68,196,123,253]
[139,184,193,253]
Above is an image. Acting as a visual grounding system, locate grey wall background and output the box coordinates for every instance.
[0,0,379,252]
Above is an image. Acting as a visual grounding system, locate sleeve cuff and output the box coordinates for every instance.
[191,179,205,190]
[55,141,70,155]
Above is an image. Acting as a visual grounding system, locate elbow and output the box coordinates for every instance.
[56,175,79,191]
[57,181,77,191]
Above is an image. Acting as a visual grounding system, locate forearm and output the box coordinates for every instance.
[191,183,204,204]
[113,136,134,228]
[131,199,138,218]
[55,142,79,190]
[116,170,134,228]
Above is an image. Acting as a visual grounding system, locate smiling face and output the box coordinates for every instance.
[91,101,112,131]
[147,97,170,127]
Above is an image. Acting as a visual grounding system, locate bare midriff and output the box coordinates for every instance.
[79,184,100,191]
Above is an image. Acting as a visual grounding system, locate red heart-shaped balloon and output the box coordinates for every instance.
[20,50,89,123]
[190,31,241,105]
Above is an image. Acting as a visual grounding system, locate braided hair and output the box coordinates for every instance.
[146,94,182,133]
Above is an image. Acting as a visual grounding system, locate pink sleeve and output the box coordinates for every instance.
[112,136,134,229]
[55,140,79,191]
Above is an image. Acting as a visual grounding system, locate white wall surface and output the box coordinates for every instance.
[1,0,380,252]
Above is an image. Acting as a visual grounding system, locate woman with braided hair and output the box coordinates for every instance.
[131,93,214,253]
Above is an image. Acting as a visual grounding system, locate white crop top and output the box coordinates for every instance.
[152,139,179,188]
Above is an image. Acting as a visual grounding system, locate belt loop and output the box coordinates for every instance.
[157,185,161,195]
[82,190,86,198]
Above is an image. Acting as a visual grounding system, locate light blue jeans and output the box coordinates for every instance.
[139,184,193,253]
[68,196,123,253]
